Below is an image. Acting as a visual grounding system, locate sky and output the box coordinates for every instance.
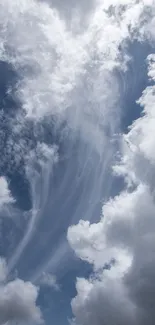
[0,1,155,325]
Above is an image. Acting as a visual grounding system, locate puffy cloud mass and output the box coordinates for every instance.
[68,30,155,325]
[0,259,42,325]
[0,279,42,325]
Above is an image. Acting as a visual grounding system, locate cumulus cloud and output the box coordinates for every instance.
[0,258,42,325]
[0,279,42,325]
[68,27,155,325]
[71,276,137,325]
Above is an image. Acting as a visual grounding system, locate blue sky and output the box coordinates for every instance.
[0,1,155,325]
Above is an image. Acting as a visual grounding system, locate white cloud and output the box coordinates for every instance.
[0,0,154,154]
[0,0,135,151]
[8,143,59,272]
[68,28,155,325]
[1,1,155,324]
[0,257,42,325]
[0,177,14,209]
[38,272,59,291]
[0,278,42,325]
[25,142,59,222]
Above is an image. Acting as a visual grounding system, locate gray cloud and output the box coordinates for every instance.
[39,0,96,30]
[0,278,42,324]
[0,258,42,325]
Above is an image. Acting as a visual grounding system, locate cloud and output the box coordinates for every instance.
[0,258,42,325]
[71,276,137,325]
[40,0,96,28]
[0,0,131,149]
[0,177,14,209]
[8,143,59,272]
[0,258,7,283]
[0,0,130,283]
[0,0,154,152]
[0,278,42,325]
[68,31,155,325]
[1,178,42,324]
[38,272,60,291]
[1,1,155,323]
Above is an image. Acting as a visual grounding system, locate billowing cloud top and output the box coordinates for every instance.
[0,279,42,325]
[0,259,42,325]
